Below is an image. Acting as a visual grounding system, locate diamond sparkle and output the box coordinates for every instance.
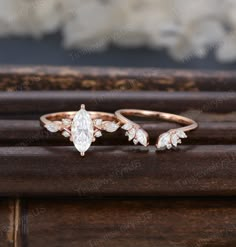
[71,105,94,156]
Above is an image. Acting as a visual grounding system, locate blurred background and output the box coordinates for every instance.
[1,0,236,70]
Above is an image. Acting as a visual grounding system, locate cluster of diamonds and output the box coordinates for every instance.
[45,118,119,140]
[44,119,72,138]
[121,122,148,147]
[93,119,120,139]
[156,129,187,150]
[44,105,120,156]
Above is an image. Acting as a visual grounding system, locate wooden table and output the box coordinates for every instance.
[0,66,235,247]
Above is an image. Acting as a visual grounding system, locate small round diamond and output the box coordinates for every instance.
[136,129,148,146]
[62,119,72,126]
[94,119,103,128]
[94,131,102,138]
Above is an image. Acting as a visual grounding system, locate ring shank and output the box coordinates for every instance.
[115,109,198,132]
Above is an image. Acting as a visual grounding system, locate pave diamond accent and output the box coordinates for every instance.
[71,105,94,156]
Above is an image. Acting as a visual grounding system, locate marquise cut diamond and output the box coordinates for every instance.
[157,132,171,149]
[127,128,136,141]
[103,121,119,132]
[45,123,59,133]
[122,123,132,130]
[176,130,187,138]
[136,129,148,146]
[62,118,72,126]
[171,134,179,147]
[71,105,94,155]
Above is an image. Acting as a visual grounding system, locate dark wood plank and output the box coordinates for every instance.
[24,199,236,247]
[0,91,235,115]
[0,120,235,145]
[0,145,235,196]
[0,200,16,247]
[0,66,236,91]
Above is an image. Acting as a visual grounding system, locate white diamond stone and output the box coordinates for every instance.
[176,130,187,138]
[157,132,171,149]
[71,106,94,155]
[62,131,70,138]
[136,129,148,146]
[171,134,179,147]
[62,118,72,126]
[133,138,138,145]
[121,123,132,130]
[103,121,119,132]
[166,143,172,149]
[94,119,103,128]
[127,128,136,141]
[45,122,59,133]
[94,130,102,138]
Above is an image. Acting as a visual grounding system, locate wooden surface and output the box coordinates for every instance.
[0,145,235,196]
[0,200,16,247]
[0,66,235,91]
[0,91,235,116]
[0,66,235,246]
[19,199,236,247]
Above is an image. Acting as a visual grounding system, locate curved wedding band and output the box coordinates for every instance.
[115,109,198,150]
[40,104,120,156]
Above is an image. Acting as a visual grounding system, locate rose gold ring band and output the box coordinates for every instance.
[40,104,120,156]
[115,109,198,150]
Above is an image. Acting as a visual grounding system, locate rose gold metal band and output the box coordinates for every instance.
[115,109,198,149]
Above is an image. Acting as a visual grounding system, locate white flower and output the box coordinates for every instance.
[0,0,236,62]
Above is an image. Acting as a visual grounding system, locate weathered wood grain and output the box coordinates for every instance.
[0,145,235,196]
[0,91,235,116]
[0,120,235,145]
[22,199,236,247]
[0,66,236,91]
[0,200,16,247]
[0,66,235,247]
